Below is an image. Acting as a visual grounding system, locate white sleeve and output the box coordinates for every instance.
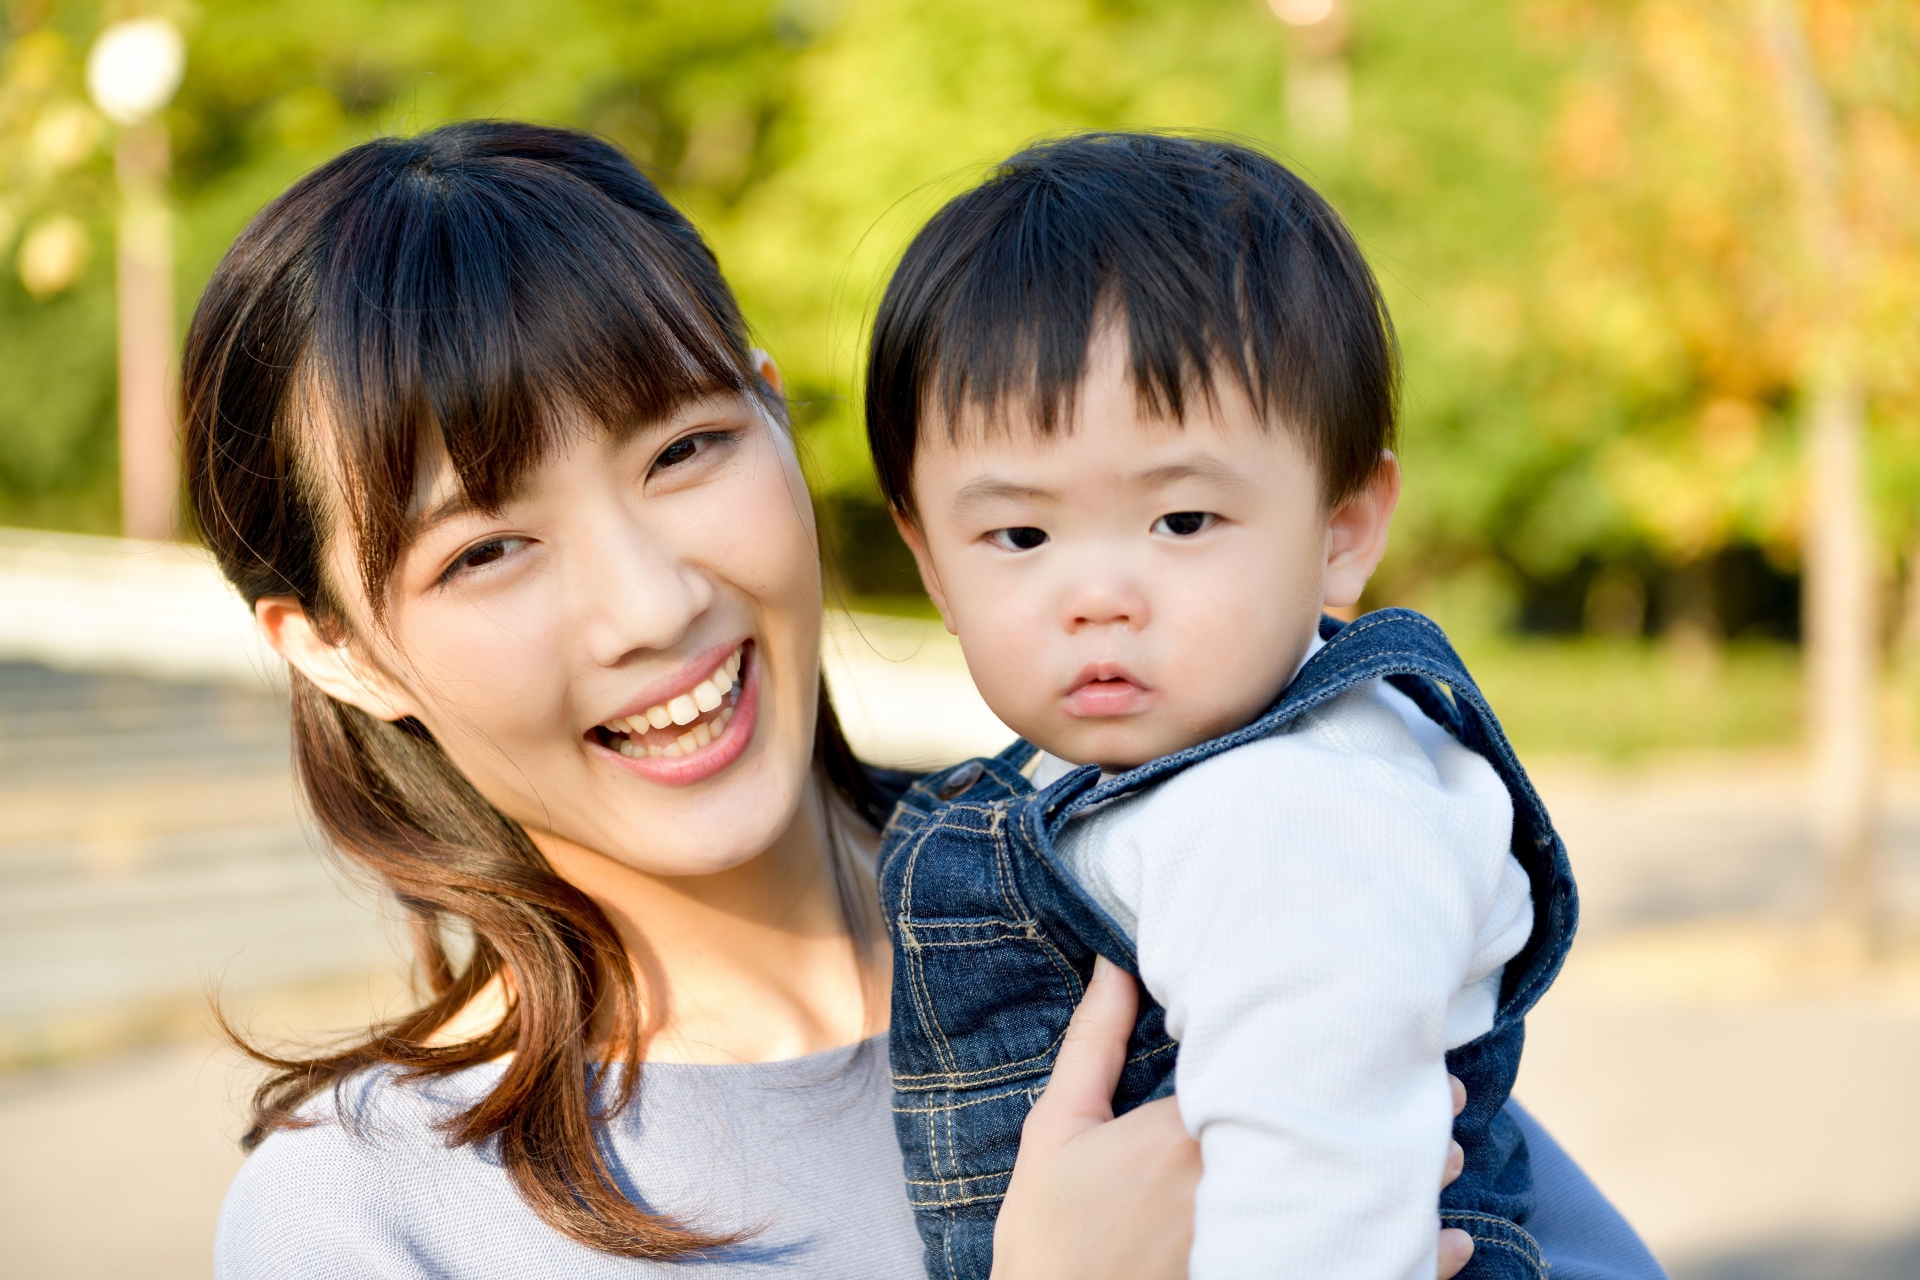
[1115,696,1516,1280]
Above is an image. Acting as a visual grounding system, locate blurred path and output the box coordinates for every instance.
[0,662,394,1065]
[1522,757,1920,1276]
[1536,756,1920,937]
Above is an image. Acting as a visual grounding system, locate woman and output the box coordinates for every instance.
[193,122,1663,1279]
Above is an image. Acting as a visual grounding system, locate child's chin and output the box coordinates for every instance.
[1041,722,1184,772]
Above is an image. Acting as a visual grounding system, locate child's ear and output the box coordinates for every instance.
[1322,451,1401,611]
[255,597,421,722]
[891,510,959,636]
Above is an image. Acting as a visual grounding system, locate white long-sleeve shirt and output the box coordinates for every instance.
[1031,671,1533,1280]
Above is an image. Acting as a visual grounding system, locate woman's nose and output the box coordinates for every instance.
[573,526,714,667]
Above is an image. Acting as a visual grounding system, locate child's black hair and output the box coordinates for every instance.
[866,131,1398,518]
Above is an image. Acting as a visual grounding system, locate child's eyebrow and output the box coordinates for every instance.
[952,477,1054,511]
[1130,458,1254,491]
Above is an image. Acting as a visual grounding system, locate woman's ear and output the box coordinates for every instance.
[750,348,785,399]
[255,597,421,722]
[890,511,958,636]
[1322,451,1402,611]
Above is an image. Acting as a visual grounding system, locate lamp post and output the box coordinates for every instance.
[1270,0,1351,144]
[86,18,185,543]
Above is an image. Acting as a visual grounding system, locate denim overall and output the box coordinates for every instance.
[879,608,1578,1280]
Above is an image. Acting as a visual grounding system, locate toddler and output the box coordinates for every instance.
[866,133,1576,1280]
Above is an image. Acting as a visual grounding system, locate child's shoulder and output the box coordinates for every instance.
[1126,677,1505,836]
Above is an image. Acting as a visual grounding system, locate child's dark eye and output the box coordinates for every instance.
[1153,511,1215,537]
[988,526,1049,552]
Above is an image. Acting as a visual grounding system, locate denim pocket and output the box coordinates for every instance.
[892,915,1082,1088]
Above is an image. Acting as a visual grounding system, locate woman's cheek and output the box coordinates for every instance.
[406,585,574,758]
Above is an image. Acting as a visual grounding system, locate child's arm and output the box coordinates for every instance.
[1097,699,1525,1280]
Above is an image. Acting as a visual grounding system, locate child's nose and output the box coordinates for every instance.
[1064,578,1151,631]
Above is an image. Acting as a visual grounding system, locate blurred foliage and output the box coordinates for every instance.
[1466,637,1804,757]
[1,0,1916,635]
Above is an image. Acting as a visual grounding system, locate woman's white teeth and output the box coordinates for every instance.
[605,649,744,756]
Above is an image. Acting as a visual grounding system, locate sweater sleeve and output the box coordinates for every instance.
[215,1118,415,1280]
[1109,686,1518,1280]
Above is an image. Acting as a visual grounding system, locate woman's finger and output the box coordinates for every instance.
[1438,1074,1472,1275]
[1025,956,1137,1138]
[1442,1075,1466,1188]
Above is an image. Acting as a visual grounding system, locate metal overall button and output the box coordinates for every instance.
[938,761,985,799]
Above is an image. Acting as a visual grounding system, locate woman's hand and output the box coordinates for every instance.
[993,957,1478,1280]
[1438,1075,1473,1278]
[992,957,1198,1280]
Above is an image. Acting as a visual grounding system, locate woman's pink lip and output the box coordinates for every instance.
[591,650,760,786]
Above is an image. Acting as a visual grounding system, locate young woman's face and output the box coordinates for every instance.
[316,383,826,879]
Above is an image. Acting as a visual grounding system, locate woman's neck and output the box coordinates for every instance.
[526,778,887,1065]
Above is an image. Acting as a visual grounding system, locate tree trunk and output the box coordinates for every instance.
[1755,0,1880,942]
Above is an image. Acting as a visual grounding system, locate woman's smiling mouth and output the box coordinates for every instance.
[589,641,758,783]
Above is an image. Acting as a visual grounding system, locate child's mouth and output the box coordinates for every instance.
[1063,667,1153,717]
[590,642,748,759]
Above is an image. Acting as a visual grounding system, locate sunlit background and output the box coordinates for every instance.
[1,1,1918,1277]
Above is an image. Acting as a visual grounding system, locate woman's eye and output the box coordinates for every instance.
[442,536,525,582]
[988,526,1049,552]
[654,437,700,471]
[1153,511,1215,537]
[650,431,731,476]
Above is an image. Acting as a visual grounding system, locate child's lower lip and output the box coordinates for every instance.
[1062,679,1152,717]
[597,658,760,785]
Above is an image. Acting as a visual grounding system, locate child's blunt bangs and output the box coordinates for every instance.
[186,121,762,620]
[866,132,1399,518]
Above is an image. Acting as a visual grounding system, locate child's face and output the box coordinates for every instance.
[900,327,1399,770]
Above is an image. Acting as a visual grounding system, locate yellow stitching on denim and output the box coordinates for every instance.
[892,804,1082,1087]
[892,1082,1041,1114]
[1440,1214,1546,1274]
[897,822,963,1075]
[1125,1040,1176,1067]
[891,1049,1063,1089]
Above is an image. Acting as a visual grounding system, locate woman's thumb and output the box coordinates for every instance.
[1026,956,1139,1137]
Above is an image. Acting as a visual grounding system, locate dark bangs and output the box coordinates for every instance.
[186,121,761,618]
[866,131,1399,516]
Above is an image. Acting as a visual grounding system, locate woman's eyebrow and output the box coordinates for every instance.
[411,491,488,537]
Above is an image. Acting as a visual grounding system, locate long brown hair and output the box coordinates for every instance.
[181,121,891,1258]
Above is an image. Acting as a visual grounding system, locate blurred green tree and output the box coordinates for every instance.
[0,0,1913,650]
